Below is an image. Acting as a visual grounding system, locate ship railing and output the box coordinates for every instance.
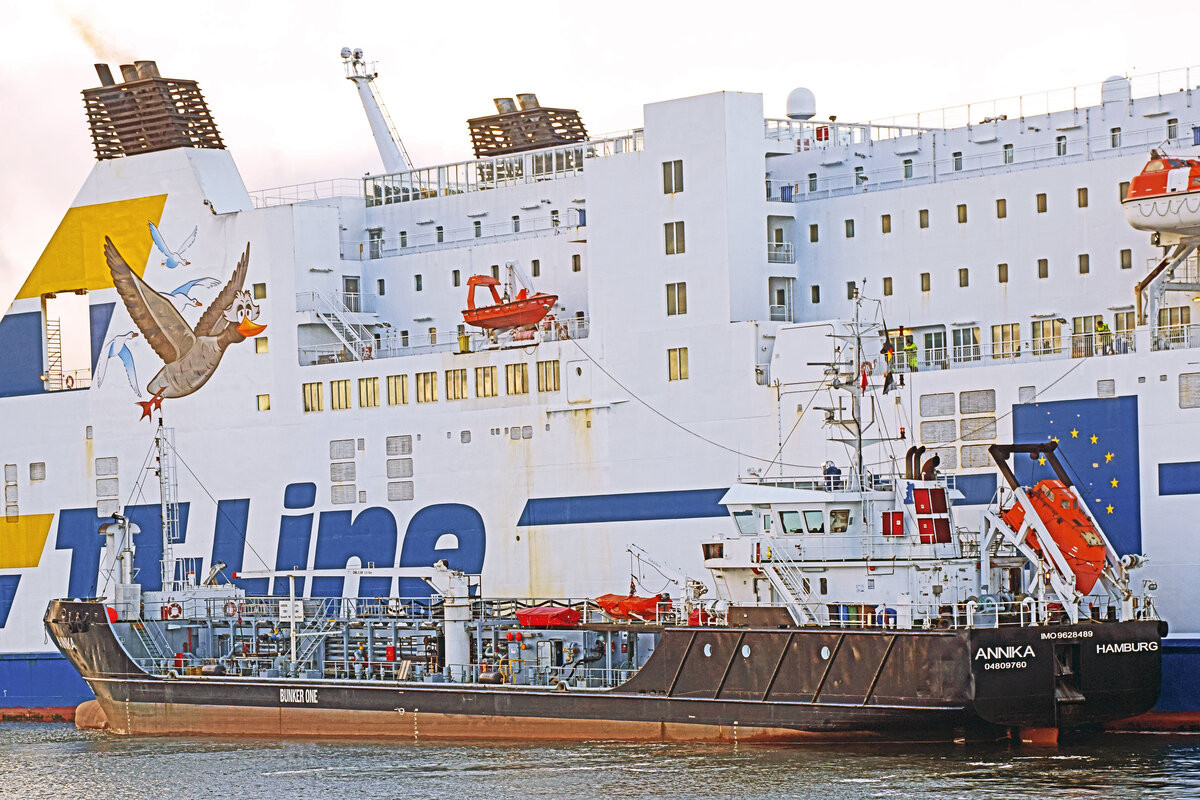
[343,209,584,260]
[766,241,795,264]
[737,472,918,492]
[764,119,934,146]
[862,334,1138,373]
[1152,322,1199,351]
[362,131,643,208]
[194,595,447,624]
[749,531,962,565]
[248,178,365,209]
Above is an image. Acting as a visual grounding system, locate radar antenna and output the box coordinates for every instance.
[340,47,413,174]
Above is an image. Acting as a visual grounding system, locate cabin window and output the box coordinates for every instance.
[819,578,828,595]
[996,198,1007,218]
[803,510,825,534]
[256,394,270,411]
[952,151,963,171]
[957,203,967,223]
[830,509,851,533]
[475,366,498,398]
[400,330,409,347]
[997,263,1008,284]
[387,374,408,405]
[1110,127,1121,148]
[1120,248,1132,270]
[416,371,437,403]
[845,219,855,238]
[1078,254,1090,274]
[491,264,500,280]
[1036,193,1047,213]
[572,254,582,272]
[855,166,865,185]
[1077,187,1089,208]
[537,359,560,392]
[1119,181,1130,201]
[358,377,379,408]
[1038,258,1049,279]
[414,274,423,291]
[667,347,689,381]
[253,282,266,300]
[663,159,684,194]
[399,230,407,247]
[1168,118,1179,139]
[811,285,820,303]
[846,281,856,300]
[992,323,1019,359]
[1003,143,1013,164]
[330,379,351,411]
[809,223,819,243]
[702,542,724,560]
[919,209,929,228]
[920,272,931,292]
[512,215,520,232]
[446,368,469,400]
[733,511,757,535]
[903,159,913,179]
[255,337,268,354]
[1056,136,1067,156]
[531,259,540,277]
[665,221,685,255]
[958,268,969,288]
[1032,319,1063,355]
[779,511,804,534]
[473,220,482,238]
[452,269,460,287]
[666,282,687,316]
[436,225,444,243]
[882,276,893,296]
[808,173,818,191]
[551,209,560,226]
[302,382,323,413]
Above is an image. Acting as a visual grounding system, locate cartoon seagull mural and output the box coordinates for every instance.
[93,331,142,396]
[167,277,222,313]
[148,221,198,269]
[105,237,266,399]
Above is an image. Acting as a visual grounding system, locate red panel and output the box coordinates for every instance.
[930,488,948,514]
[934,517,952,543]
[891,513,904,537]
[917,518,935,544]
[914,488,932,515]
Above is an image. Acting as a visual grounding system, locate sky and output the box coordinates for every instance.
[2,0,1199,309]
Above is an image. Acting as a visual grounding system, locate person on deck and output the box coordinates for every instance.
[904,340,919,372]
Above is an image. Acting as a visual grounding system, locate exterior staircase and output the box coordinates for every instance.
[298,290,375,361]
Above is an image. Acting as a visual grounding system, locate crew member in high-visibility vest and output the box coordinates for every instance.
[904,339,918,372]
[1096,318,1113,355]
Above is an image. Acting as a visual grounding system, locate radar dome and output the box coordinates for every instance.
[786,87,816,120]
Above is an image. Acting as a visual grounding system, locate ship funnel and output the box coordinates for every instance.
[494,97,518,114]
[135,60,161,80]
[119,64,139,82]
[94,63,115,86]
[516,93,540,110]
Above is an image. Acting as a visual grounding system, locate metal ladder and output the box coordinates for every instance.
[128,621,172,673]
[760,549,823,625]
[305,291,372,359]
[45,319,63,390]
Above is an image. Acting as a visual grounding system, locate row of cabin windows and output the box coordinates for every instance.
[814,249,1136,304]
[300,361,560,412]
[806,120,1180,189]
[818,186,1106,242]
[733,508,852,535]
[389,210,563,248]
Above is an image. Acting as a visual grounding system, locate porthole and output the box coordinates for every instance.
[741,644,751,658]
[703,643,713,657]
[820,645,831,660]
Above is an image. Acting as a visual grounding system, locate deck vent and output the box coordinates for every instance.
[84,61,224,161]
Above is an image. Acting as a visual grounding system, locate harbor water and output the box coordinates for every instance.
[1,724,1197,799]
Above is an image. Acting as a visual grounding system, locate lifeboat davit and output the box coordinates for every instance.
[1001,479,1107,594]
[1122,153,1200,235]
[461,275,557,330]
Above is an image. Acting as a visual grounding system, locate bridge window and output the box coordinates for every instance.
[733,511,756,535]
[830,509,850,533]
[804,510,825,534]
[779,511,804,534]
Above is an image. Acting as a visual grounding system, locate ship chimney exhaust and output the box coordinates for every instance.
[119,64,139,82]
[493,97,518,114]
[516,93,540,110]
[94,64,115,87]
[135,60,161,80]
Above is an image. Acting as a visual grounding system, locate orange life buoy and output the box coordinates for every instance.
[360,345,373,360]
[167,602,183,619]
[65,375,75,389]
[223,601,238,617]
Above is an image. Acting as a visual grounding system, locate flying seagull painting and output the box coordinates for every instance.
[105,236,266,398]
[93,331,142,396]
[148,221,198,269]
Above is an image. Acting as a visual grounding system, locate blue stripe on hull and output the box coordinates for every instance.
[1160,639,1200,712]
[517,488,728,526]
[0,652,92,708]
[1158,462,1200,496]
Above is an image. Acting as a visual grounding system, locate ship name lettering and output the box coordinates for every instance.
[279,688,319,704]
[974,645,1035,661]
[1096,641,1158,655]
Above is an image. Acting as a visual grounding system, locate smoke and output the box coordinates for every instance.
[68,15,132,63]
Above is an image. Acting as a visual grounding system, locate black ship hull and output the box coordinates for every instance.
[46,600,1162,741]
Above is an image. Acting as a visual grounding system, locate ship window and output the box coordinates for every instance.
[537,360,560,392]
[846,281,856,300]
[920,272,930,292]
[1120,249,1132,269]
[903,159,913,179]
[331,379,351,410]
[882,276,893,296]
[1168,118,1179,139]
[845,219,855,238]
[991,323,1020,359]
[779,511,804,534]
[446,368,468,400]
[998,262,1008,283]
[1003,144,1013,164]
[358,377,379,408]
[255,337,268,354]
[475,366,498,397]
[811,285,820,303]
[996,198,1007,218]
[452,269,460,287]
[302,382,323,413]
[1119,181,1130,201]
[663,159,684,194]
[809,223,819,243]
[665,221,685,255]
[399,230,407,247]
[531,259,540,277]
[1037,258,1049,279]
[1111,127,1121,148]
[702,542,724,560]
[808,173,818,192]
[1077,187,1089,208]
[921,393,955,417]
[881,214,891,234]
[830,509,850,533]
[473,221,482,238]
[572,254,582,273]
[1036,193,1047,213]
[255,394,269,411]
[399,330,409,347]
[387,374,409,405]
[733,511,757,535]
[952,151,963,171]
[428,327,437,345]
[512,215,520,232]
[253,282,266,300]
[819,578,828,595]
[416,371,437,403]
[1032,319,1063,355]
[1056,136,1067,156]
[1078,253,1090,274]
[435,225,444,243]
[666,282,687,316]
[919,209,929,228]
[667,347,689,381]
[29,463,45,481]
[958,268,969,288]
[498,363,525,395]
[803,510,825,533]
[957,204,967,224]
[414,274,423,291]
[551,209,560,227]
[491,264,500,280]
[855,166,865,185]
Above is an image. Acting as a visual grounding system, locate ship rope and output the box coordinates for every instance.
[171,445,273,572]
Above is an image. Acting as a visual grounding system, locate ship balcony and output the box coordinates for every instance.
[766,241,795,264]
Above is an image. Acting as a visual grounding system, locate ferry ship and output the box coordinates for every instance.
[4,53,1200,726]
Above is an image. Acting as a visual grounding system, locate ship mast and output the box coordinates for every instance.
[154,419,183,592]
[341,47,412,174]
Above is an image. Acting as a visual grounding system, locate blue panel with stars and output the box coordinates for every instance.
[1011,395,1140,554]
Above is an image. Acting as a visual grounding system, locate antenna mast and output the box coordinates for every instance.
[341,47,412,174]
[155,419,182,591]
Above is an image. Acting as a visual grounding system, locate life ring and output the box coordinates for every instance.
[223,601,238,618]
[166,602,183,620]
[360,345,373,360]
[65,375,74,389]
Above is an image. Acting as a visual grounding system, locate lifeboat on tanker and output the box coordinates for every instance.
[461,274,557,330]
[1122,151,1200,236]
[1001,479,1107,594]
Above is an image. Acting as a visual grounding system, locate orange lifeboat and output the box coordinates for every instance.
[461,275,558,330]
[1001,479,1107,594]
[594,593,670,621]
[1122,153,1200,235]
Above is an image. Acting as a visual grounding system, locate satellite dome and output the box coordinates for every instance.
[1101,75,1131,105]
[786,87,816,120]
